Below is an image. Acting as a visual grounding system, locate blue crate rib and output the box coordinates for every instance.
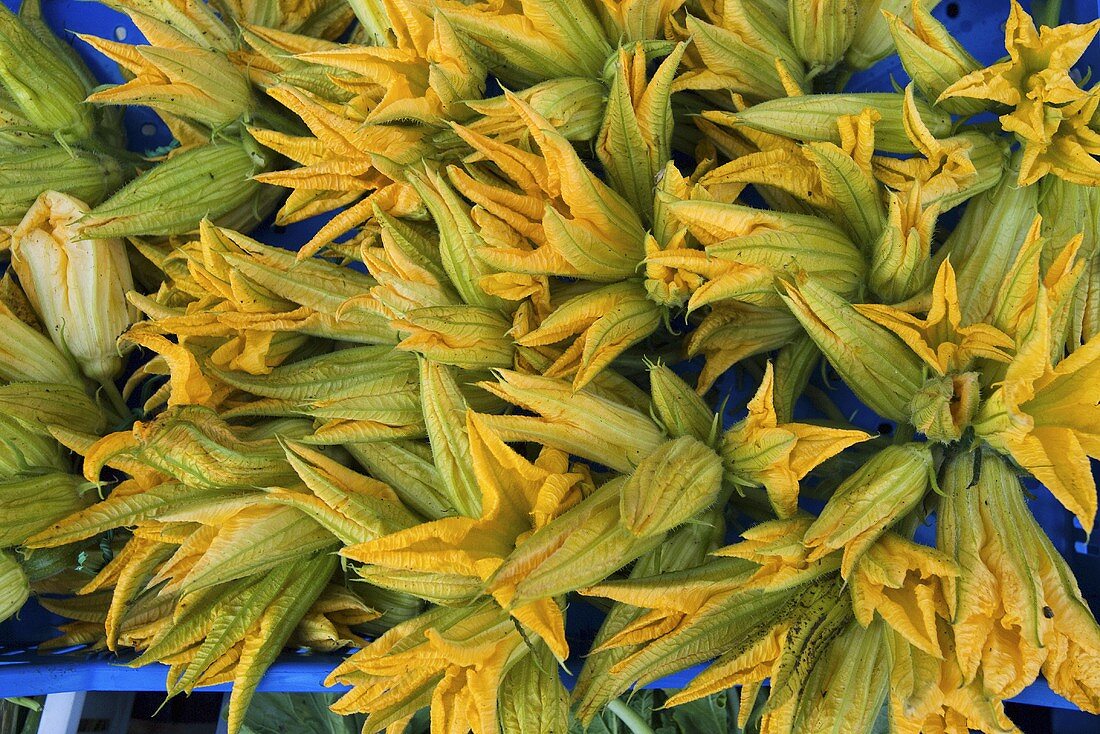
[1,0,1099,717]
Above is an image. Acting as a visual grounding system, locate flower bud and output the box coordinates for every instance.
[345,439,454,521]
[515,280,663,389]
[804,443,934,576]
[730,93,951,154]
[788,0,860,73]
[11,191,137,383]
[885,5,984,116]
[82,405,300,489]
[781,275,925,423]
[909,372,980,443]
[673,3,806,101]
[0,410,65,476]
[216,345,424,444]
[0,472,86,545]
[498,640,570,733]
[82,35,255,129]
[869,190,937,303]
[688,302,803,394]
[620,436,724,537]
[440,0,611,87]
[490,478,663,607]
[0,550,28,623]
[938,154,1040,325]
[0,143,125,226]
[648,362,717,442]
[0,4,94,140]
[478,370,665,473]
[0,382,106,436]
[81,139,273,238]
[0,301,83,388]
[406,166,502,311]
[460,76,606,146]
[846,0,910,69]
[394,305,514,370]
[597,42,685,221]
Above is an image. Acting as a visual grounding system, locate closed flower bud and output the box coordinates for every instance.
[0,302,83,388]
[597,42,686,221]
[0,472,86,545]
[788,0,860,73]
[11,191,137,383]
[0,410,65,476]
[869,190,937,303]
[345,439,453,521]
[215,345,424,444]
[885,5,984,116]
[0,382,106,436]
[781,275,926,423]
[394,305,514,370]
[804,443,934,576]
[648,362,717,442]
[441,0,611,87]
[938,155,1040,325]
[81,139,274,238]
[620,436,724,537]
[497,640,570,733]
[0,4,94,140]
[688,302,804,394]
[0,143,125,226]
[490,478,663,607]
[846,0,913,70]
[909,371,981,443]
[515,281,663,389]
[460,76,606,147]
[478,370,665,473]
[0,551,28,623]
[730,93,951,154]
[82,405,301,489]
[673,2,806,101]
[82,34,255,128]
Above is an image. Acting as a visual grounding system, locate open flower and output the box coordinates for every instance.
[488,435,723,611]
[873,85,1007,212]
[581,519,838,714]
[940,0,1100,186]
[721,362,871,518]
[328,601,548,734]
[849,532,957,657]
[857,260,1015,375]
[342,407,588,659]
[886,622,1021,734]
[975,290,1100,532]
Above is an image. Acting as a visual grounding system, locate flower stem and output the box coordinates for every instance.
[607,699,656,734]
[99,380,132,425]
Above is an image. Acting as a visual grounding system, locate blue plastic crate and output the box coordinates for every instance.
[0,0,1099,726]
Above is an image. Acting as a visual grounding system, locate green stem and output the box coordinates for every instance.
[607,699,657,734]
[1032,0,1063,27]
[892,422,916,445]
[99,380,132,425]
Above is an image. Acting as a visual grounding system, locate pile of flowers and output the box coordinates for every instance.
[1,0,1099,732]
